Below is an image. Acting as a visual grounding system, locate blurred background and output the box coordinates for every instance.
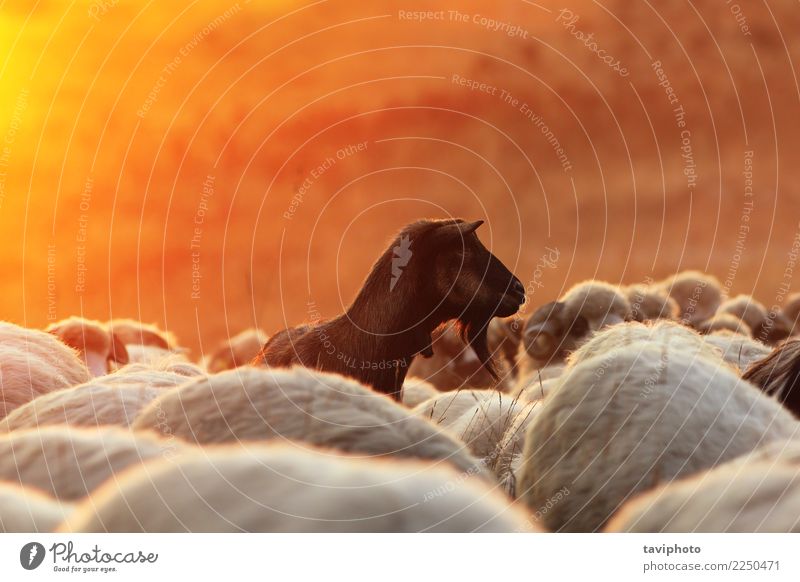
[1,0,799,356]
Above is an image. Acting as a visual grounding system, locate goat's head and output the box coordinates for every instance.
[419,219,524,378]
[427,219,525,319]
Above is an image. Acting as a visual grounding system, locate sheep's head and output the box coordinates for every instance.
[46,317,129,376]
[521,301,590,366]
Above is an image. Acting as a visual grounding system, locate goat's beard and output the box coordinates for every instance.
[458,316,499,381]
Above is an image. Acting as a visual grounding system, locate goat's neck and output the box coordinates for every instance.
[342,268,444,360]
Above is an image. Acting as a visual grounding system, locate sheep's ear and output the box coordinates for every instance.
[526,301,565,327]
[109,332,130,365]
[569,314,590,338]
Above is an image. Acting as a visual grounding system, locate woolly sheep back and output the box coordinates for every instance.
[0,321,90,387]
[0,427,183,500]
[517,345,799,532]
[132,367,487,478]
[0,379,172,432]
[0,483,74,532]
[626,284,679,321]
[703,333,772,370]
[107,319,177,349]
[606,440,800,532]
[61,445,538,533]
[561,280,632,330]
[205,328,268,373]
[401,376,439,408]
[657,271,723,326]
[566,320,724,370]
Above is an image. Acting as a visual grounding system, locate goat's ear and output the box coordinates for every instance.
[458,220,483,235]
[435,219,484,241]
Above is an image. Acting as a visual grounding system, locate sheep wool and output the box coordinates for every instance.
[606,440,800,532]
[0,483,74,533]
[107,319,177,349]
[517,344,799,532]
[0,427,184,500]
[205,328,268,373]
[0,321,91,387]
[566,320,725,370]
[696,313,752,337]
[0,381,164,432]
[657,271,723,326]
[626,284,679,322]
[133,367,488,479]
[703,333,772,371]
[561,280,632,331]
[401,376,439,408]
[515,281,631,379]
[61,445,539,533]
[415,388,536,463]
[0,323,91,418]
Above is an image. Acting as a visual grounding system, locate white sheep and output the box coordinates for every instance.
[110,362,203,382]
[0,368,191,431]
[513,363,566,399]
[517,344,799,532]
[656,270,723,327]
[489,401,543,498]
[123,344,195,372]
[0,426,183,500]
[204,328,268,373]
[413,388,496,424]
[516,281,631,378]
[565,319,725,370]
[519,375,561,401]
[0,322,91,418]
[132,367,487,478]
[107,318,177,349]
[46,316,129,376]
[413,387,539,493]
[626,284,679,322]
[696,313,752,337]
[703,332,772,371]
[0,483,74,532]
[401,376,439,408]
[61,445,539,533]
[416,388,536,461]
[606,439,800,532]
[0,321,90,386]
[717,294,792,343]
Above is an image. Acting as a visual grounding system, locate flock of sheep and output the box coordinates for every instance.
[2,269,800,532]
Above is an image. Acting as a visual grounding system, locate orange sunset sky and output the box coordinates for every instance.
[1,0,799,355]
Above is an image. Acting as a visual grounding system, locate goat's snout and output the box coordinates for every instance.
[495,275,526,317]
[510,278,526,303]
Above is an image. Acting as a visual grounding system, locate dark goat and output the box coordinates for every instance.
[742,339,800,417]
[255,219,525,399]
